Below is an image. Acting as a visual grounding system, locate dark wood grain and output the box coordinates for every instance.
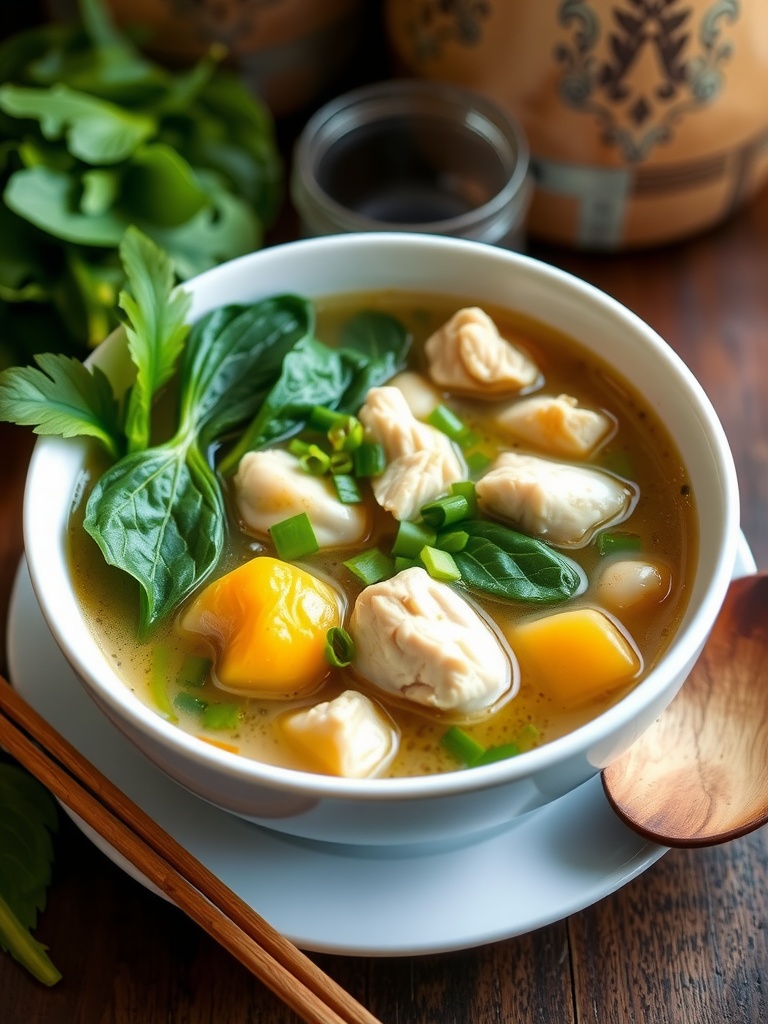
[2,185,768,1024]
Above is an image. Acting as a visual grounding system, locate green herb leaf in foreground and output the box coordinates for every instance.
[219,310,411,473]
[452,520,586,603]
[120,226,192,453]
[0,763,60,986]
[84,295,313,630]
[0,352,123,459]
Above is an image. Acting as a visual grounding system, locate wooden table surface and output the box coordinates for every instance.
[2,180,768,1023]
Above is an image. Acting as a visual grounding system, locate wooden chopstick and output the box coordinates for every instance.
[0,676,383,1024]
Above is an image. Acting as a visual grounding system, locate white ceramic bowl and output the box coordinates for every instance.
[22,233,740,846]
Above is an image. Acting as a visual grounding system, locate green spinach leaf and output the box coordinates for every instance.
[0,763,60,986]
[219,310,410,473]
[84,292,314,630]
[84,442,224,632]
[453,519,586,603]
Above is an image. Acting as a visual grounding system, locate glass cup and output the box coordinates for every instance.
[290,78,532,249]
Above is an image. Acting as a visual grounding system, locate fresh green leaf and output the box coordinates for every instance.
[453,520,586,603]
[0,351,123,459]
[143,172,262,279]
[121,143,208,229]
[181,294,313,448]
[85,292,312,628]
[80,167,118,216]
[4,165,127,246]
[0,763,60,986]
[0,83,155,164]
[84,441,224,632]
[119,226,191,453]
[219,312,410,473]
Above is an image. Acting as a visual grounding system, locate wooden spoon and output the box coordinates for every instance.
[602,573,768,847]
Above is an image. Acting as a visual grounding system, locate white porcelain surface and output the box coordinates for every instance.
[20,234,742,846]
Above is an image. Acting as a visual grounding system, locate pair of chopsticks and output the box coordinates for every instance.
[0,675,383,1024]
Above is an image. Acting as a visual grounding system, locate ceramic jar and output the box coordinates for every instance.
[385,0,768,249]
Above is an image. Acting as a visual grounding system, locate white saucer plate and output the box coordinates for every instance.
[6,535,755,957]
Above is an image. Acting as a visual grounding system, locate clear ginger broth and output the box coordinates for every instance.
[68,291,696,778]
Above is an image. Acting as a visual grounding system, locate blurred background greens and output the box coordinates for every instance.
[0,0,285,368]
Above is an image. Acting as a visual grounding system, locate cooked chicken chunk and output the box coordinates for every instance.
[495,393,613,458]
[279,690,398,778]
[476,451,635,547]
[234,448,370,547]
[358,386,464,520]
[349,567,516,716]
[424,307,540,398]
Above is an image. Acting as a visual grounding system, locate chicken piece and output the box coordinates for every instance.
[476,451,635,547]
[424,307,540,398]
[358,386,464,520]
[387,370,442,419]
[349,567,516,716]
[278,690,398,778]
[234,448,370,547]
[495,393,613,458]
[179,556,341,698]
[595,558,672,611]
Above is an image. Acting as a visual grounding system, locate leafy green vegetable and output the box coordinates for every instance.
[0,350,123,458]
[219,310,411,473]
[0,763,60,986]
[452,520,586,603]
[120,226,192,452]
[84,289,314,632]
[0,0,282,368]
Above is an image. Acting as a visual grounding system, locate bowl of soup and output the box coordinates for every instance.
[21,232,740,846]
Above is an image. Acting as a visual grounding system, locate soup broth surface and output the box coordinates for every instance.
[68,291,697,778]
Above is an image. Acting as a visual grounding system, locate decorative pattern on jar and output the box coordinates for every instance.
[385,0,768,249]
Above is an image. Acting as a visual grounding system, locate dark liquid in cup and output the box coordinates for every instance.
[315,116,506,225]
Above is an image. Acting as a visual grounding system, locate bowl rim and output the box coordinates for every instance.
[22,231,741,804]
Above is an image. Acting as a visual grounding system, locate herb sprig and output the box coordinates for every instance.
[0,0,282,369]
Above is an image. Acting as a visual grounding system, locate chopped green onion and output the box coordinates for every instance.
[174,691,209,716]
[419,545,461,583]
[472,742,521,766]
[441,726,485,766]
[459,429,479,450]
[420,493,470,527]
[288,438,311,458]
[436,528,469,553]
[344,547,395,586]
[329,451,354,475]
[177,655,211,689]
[325,626,355,667]
[269,512,319,560]
[515,723,541,752]
[450,480,478,517]
[202,702,241,730]
[150,647,177,723]
[309,405,345,431]
[427,404,470,442]
[353,442,386,478]
[597,531,642,556]
[298,444,331,476]
[391,520,436,558]
[465,450,493,475]
[333,473,362,504]
[394,555,419,573]
[329,416,364,452]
